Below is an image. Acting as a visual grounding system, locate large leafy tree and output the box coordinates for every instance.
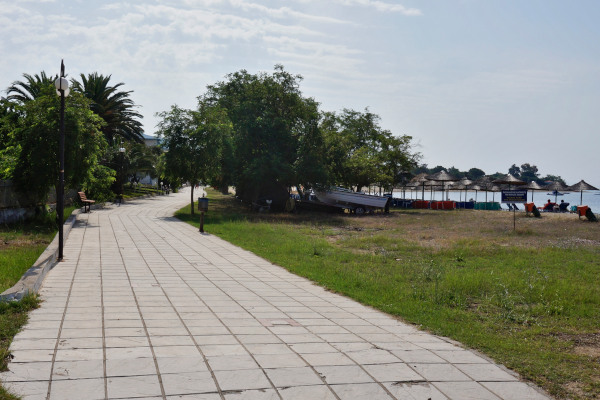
[156,102,230,214]
[72,73,144,145]
[323,108,417,192]
[204,65,329,207]
[467,167,485,180]
[9,85,107,204]
[519,163,540,183]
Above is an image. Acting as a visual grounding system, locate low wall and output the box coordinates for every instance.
[0,180,78,224]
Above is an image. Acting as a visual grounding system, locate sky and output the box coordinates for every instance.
[1,0,599,184]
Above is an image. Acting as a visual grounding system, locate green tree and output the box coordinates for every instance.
[10,86,107,204]
[519,163,539,183]
[412,164,431,175]
[447,167,464,179]
[467,167,485,180]
[6,71,57,104]
[540,174,566,186]
[0,98,20,179]
[323,108,417,192]
[377,134,419,192]
[205,65,328,207]
[72,73,144,145]
[508,164,521,178]
[429,165,445,174]
[156,103,230,214]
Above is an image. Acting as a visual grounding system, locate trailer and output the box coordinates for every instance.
[314,187,390,214]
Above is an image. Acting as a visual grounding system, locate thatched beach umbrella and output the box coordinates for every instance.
[492,173,526,188]
[477,176,494,202]
[526,181,544,203]
[410,173,429,201]
[458,177,473,206]
[567,180,598,205]
[470,184,482,202]
[544,181,568,203]
[489,185,501,202]
[426,170,459,200]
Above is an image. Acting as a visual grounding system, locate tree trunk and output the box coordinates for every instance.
[190,184,195,215]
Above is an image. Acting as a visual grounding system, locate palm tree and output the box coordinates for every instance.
[6,71,57,104]
[72,73,144,145]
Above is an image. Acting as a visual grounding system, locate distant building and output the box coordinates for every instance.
[143,134,160,147]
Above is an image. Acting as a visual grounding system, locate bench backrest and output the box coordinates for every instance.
[78,191,88,201]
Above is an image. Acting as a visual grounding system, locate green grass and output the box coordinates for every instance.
[0,207,75,398]
[0,205,76,292]
[0,295,40,400]
[176,190,600,400]
[0,247,50,292]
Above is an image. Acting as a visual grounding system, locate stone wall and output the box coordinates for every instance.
[0,180,78,224]
[0,180,35,223]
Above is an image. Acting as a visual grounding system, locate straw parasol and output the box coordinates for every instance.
[492,173,526,188]
[470,184,482,202]
[426,170,459,200]
[544,181,568,203]
[525,181,544,203]
[567,180,598,206]
[458,177,473,206]
[477,176,494,202]
[489,185,501,202]
[410,173,430,201]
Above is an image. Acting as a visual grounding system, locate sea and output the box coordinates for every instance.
[390,189,600,212]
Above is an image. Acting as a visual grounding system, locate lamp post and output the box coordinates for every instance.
[54,60,69,260]
[119,142,125,203]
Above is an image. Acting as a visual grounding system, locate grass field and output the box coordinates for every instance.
[176,189,600,400]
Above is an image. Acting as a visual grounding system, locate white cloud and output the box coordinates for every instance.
[292,0,422,15]
[228,1,350,24]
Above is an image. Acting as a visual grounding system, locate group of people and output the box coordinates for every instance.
[543,199,569,212]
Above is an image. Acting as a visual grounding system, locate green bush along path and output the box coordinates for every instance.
[176,189,600,400]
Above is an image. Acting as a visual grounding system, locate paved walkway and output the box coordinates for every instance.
[2,188,551,400]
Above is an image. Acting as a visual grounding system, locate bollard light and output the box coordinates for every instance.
[198,197,209,232]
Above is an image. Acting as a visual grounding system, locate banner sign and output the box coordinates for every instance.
[501,190,527,203]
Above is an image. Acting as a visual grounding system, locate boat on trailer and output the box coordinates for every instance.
[314,187,390,214]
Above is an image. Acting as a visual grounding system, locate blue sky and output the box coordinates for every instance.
[1,0,599,184]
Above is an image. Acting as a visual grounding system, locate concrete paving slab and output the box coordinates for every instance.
[0,188,553,399]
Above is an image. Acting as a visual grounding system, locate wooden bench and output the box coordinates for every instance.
[78,191,96,213]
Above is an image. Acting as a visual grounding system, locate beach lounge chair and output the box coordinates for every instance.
[559,202,570,212]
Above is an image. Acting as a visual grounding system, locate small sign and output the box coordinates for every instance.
[501,190,527,203]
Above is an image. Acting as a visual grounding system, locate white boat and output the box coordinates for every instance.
[314,187,390,214]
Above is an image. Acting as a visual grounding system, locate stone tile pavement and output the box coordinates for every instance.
[1,188,552,399]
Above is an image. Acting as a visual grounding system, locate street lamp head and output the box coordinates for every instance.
[54,77,70,97]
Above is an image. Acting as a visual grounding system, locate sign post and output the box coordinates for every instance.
[501,190,527,231]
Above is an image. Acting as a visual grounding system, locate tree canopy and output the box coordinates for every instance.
[8,85,107,204]
[204,65,329,207]
[322,108,418,192]
[6,71,57,104]
[72,73,144,145]
[156,102,231,214]
[2,69,151,204]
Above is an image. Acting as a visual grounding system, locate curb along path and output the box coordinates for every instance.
[1,188,551,400]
